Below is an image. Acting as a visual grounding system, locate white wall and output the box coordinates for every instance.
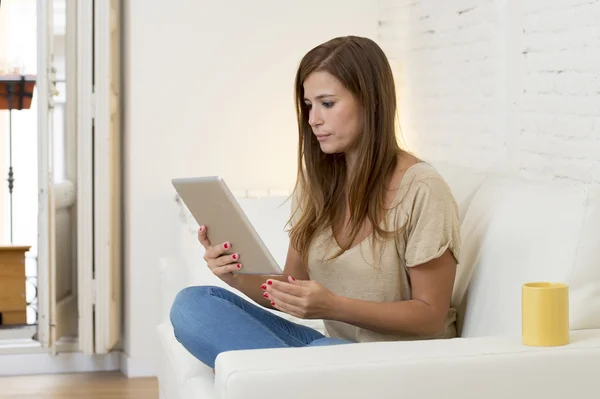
[122,0,378,376]
[379,0,600,186]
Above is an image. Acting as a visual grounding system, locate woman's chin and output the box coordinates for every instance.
[318,142,346,154]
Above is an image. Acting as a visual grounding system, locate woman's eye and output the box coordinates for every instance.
[304,103,312,110]
[322,101,334,108]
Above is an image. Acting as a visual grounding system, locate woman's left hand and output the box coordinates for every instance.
[262,276,337,319]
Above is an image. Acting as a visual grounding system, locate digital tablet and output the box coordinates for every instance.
[171,176,284,275]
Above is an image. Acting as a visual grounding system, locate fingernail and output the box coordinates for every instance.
[199,225,204,231]
[232,253,238,260]
[224,242,230,249]
[261,284,267,290]
[271,301,275,306]
[263,292,269,298]
[237,264,242,269]
[291,276,296,281]
[267,280,273,285]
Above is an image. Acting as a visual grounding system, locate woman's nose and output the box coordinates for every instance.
[309,109,323,127]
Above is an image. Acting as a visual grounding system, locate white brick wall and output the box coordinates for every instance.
[379,0,600,186]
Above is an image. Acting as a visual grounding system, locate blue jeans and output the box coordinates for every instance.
[170,285,351,369]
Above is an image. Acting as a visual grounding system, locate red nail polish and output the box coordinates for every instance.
[261,284,267,290]
[224,243,229,249]
[232,254,238,260]
[291,276,296,281]
[263,292,269,298]
[267,280,273,285]
[271,301,275,306]
[237,264,241,269]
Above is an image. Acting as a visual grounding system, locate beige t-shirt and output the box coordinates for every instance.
[290,162,461,343]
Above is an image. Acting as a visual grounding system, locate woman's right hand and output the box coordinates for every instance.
[197,225,242,284]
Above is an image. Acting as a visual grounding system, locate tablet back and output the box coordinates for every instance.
[171,176,283,275]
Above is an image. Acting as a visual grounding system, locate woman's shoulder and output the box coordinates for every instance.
[394,160,461,268]
[404,161,446,183]
[394,160,456,207]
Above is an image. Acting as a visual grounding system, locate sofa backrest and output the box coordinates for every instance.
[455,173,600,338]
[175,163,600,341]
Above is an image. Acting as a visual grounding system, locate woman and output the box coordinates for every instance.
[170,35,461,371]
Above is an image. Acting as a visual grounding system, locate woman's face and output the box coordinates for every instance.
[303,71,362,155]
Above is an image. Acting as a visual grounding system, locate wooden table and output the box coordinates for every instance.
[0,245,31,326]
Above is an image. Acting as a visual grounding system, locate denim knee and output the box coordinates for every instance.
[169,285,224,333]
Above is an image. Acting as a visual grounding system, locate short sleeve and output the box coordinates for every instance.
[404,178,461,267]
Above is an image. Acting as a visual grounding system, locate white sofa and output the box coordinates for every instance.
[157,163,600,399]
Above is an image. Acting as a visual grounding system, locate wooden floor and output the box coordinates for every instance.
[0,371,158,399]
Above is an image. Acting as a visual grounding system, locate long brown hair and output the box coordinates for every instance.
[289,35,404,266]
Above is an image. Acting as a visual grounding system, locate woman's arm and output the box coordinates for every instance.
[265,248,457,337]
[331,249,457,336]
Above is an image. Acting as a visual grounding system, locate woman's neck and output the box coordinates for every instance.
[345,151,358,179]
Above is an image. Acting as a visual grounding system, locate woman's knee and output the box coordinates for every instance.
[169,285,225,329]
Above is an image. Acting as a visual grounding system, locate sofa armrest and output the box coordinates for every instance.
[214,329,600,399]
[158,256,190,325]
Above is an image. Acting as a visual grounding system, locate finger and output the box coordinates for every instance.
[271,299,305,318]
[265,284,304,307]
[212,262,242,276]
[197,225,212,249]
[206,241,232,260]
[287,275,307,286]
[267,279,305,297]
[216,252,240,267]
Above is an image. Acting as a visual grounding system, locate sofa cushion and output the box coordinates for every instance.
[158,257,190,324]
[157,322,213,384]
[459,174,600,337]
[181,375,216,399]
[433,161,488,222]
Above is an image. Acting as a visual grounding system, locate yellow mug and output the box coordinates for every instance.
[522,282,569,347]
